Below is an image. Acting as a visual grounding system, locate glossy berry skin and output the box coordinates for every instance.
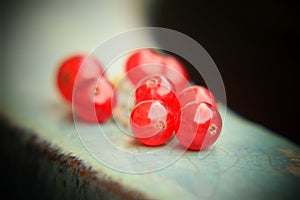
[178,85,218,109]
[56,54,104,103]
[176,102,222,151]
[73,78,116,123]
[135,76,181,132]
[125,49,189,92]
[130,100,175,146]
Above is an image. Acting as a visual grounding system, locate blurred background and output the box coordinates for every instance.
[1,0,299,142]
[148,0,299,144]
[0,0,299,198]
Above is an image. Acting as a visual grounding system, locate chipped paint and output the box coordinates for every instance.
[279,148,300,177]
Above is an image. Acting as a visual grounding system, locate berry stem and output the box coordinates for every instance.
[113,103,130,127]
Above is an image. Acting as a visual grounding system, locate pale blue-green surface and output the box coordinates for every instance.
[2,94,300,199]
[1,1,299,199]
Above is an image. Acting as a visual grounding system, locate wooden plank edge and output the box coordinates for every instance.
[0,116,149,199]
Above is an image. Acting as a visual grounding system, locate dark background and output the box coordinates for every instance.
[1,1,299,199]
[148,0,299,144]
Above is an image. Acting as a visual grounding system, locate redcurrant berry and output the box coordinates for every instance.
[178,85,218,109]
[73,77,116,123]
[125,49,189,92]
[176,102,222,151]
[135,75,181,132]
[130,100,175,146]
[56,54,104,103]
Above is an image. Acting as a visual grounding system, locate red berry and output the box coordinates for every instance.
[135,75,181,132]
[130,100,175,146]
[73,78,116,123]
[125,49,189,92]
[176,102,222,151]
[178,85,218,109]
[56,54,104,103]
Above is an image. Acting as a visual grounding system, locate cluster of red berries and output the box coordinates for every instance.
[56,49,222,151]
[56,54,116,123]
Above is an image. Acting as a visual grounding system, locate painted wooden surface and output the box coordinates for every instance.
[1,1,300,199]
